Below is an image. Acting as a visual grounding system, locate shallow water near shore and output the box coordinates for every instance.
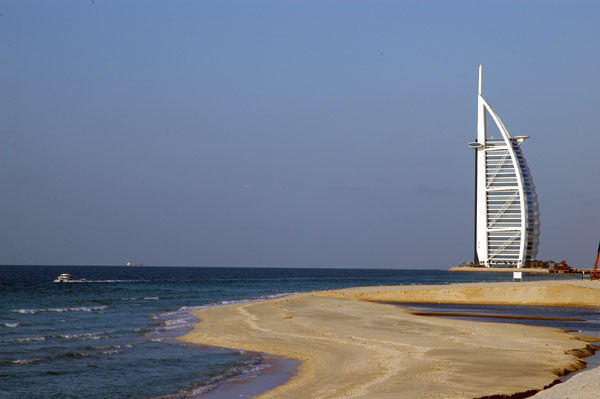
[0,265,579,398]
[400,302,600,382]
[400,302,600,337]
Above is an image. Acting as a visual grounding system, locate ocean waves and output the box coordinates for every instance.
[8,358,43,365]
[1,343,134,367]
[120,297,160,301]
[2,265,384,399]
[54,332,106,340]
[0,331,109,343]
[0,335,46,343]
[10,305,108,314]
[155,354,266,399]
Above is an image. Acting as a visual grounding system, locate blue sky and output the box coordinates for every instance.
[1,1,598,267]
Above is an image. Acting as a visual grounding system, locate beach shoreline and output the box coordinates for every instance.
[180,280,600,398]
[198,355,299,399]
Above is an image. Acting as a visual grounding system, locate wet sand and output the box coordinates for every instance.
[180,280,600,398]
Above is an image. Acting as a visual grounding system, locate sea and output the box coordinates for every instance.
[0,265,595,399]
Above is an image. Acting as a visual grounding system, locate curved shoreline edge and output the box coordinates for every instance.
[179,280,600,399]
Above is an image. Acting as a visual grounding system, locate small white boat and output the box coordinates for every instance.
[54,273,75,283]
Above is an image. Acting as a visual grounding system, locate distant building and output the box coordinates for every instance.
[467,66,540,267]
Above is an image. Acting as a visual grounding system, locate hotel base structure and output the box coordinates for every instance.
[468,66,540,268]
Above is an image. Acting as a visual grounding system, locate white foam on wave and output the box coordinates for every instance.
[11,309,38,314]
[11,358,41,365]
[10,306,108,314]
[156,316,195,331]
[164,318,188,326]
[55,332,105,340]
[48,306,108,313]
[2,322,20,328]
[102,349,121,355]
[1,335,46,343]
[89,343,133,350]
[144,297,159,300]
[162,318,189,328]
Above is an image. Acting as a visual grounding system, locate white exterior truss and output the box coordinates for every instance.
[470,66,540,267]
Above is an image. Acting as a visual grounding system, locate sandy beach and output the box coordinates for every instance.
[322,280,600,307]
[180,280,600,398]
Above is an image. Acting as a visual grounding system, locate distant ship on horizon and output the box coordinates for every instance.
[125,261,144,267]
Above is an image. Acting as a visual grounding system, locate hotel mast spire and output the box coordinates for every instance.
[478,64,482,95]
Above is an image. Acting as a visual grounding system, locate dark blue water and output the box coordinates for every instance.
[0,266,580,399]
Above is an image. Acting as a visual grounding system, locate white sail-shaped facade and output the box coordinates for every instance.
[469,66,540,267]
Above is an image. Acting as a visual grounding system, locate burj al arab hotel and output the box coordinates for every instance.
[468,66,539,268]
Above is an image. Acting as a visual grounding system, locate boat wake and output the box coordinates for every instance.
[56,279,150,283]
